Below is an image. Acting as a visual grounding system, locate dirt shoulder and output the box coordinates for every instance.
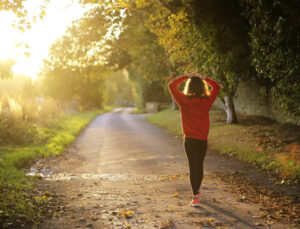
[29,108,299,228]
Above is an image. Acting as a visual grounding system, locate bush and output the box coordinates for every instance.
[0,94,79,146]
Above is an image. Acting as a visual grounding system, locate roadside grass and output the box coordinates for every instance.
[147,107,300,180]
[0,107,112,228]
[131,107,147,114]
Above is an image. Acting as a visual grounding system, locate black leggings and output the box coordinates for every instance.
[184,138,207,195]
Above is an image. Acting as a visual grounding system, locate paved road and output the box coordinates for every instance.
[34,108,294,229]
[72,107,188,175]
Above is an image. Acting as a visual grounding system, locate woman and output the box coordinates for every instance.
[168,73,220,207]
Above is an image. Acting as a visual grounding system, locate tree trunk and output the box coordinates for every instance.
[167,63,179,110]
[224,96,238,124]
[172,98,179,110]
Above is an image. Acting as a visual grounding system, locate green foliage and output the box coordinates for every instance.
[0,94,80,146]
[118,0,254,123]
[0,120,40,146]
[134,0,253,98]
[0,108,111,227]
[146,107,182,136]
[105,71,134,106]
[41,7,110,109]
[128,68,169,109]
[242,0,300,117]
[105,6,170,108]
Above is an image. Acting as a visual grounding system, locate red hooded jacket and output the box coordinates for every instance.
[168,75,220,140]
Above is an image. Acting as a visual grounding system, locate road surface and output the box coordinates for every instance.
[31,108,296,229]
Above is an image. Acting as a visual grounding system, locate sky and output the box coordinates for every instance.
[0,0,89,80]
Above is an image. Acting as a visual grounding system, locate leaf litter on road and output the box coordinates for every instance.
[219,172,300,226]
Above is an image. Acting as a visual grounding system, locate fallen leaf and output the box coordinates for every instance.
[122,208,134,218]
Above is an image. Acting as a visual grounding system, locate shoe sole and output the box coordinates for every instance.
[190,203,200,207]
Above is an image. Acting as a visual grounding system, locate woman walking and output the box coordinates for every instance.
[168,73,220,207]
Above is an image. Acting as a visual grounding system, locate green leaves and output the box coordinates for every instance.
[242,0,300,117]
[40,6,110,109]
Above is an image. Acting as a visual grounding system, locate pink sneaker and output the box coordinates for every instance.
[190,193,200,207]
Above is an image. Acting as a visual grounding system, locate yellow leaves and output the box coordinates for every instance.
[18,26,25,33]
[39,10,46,20]
[41,10,46,16]
[44,190,51,196]
[122,208,134,219]
[166,208,174,212]
[126,223,131,228]
[34,194,52,203]
[24,52,31,58]
[173,192,179,197]
[134,0,156,9]
[158,174,186,181]
[34,191,52,203]
[16,11,23,18]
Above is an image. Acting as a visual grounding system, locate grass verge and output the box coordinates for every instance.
[131,108,147,114]
[147,107,300,180]
[0,107,112,228]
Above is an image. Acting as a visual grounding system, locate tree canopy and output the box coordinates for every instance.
[242,0,300,116]
[42,0,299,123]
[41,6,111,109]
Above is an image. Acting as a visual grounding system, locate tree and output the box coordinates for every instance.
[105,71,134,106]
[104,6,170,109]
[41,6,110,109]
[0,0,26,14]
[131,0,253,123]
[242,0,300,118]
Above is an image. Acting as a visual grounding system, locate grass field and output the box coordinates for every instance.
[147,107,300,180]
[0,108,112,227]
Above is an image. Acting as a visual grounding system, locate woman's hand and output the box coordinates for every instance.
[187,73,197,78]
[162,74,175,81]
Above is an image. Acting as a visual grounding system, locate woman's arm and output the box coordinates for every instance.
[204,78,221,105]
[168,75,188,106]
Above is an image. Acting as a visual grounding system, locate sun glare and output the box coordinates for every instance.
[0,0,88,80]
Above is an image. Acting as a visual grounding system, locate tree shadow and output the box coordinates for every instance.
[194,200,258,229]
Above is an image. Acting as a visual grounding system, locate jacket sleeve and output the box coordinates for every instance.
[204,78,220,106]
[168,75,188,106]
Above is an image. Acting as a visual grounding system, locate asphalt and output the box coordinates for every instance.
[33,108,296,229]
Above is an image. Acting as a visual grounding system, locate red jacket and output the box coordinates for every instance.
[168,75,220,140]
